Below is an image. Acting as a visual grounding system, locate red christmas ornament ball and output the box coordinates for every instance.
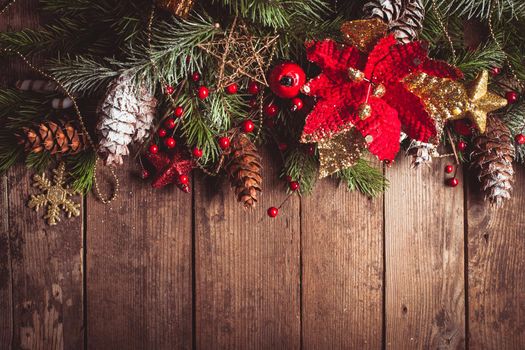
[446,177,459,187]
[141,169,150,179]
[179,174,189,185]
[164,118,176,129]
[174,106,184,118]
[457,141,467,151]
[267,207,279,218]
[291,97,304,111]
[158,128,167,138]
[165,85,175,95]
[264,103,279,117]
[198,86,210,100]
[242,120,255,133]
[225,83,238,94]
[149,144,159,154]
[248,81,260,95]
[191,71,201,82]
[192,147,203,158]
[289,181,300,191]
[218,137,230,150]
[268,62,306,99]
[515,133,525,145]
[506,91,519,104]
[165,137,177,149]
[444,165,454,174]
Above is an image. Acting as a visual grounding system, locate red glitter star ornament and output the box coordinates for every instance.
[144,150,194,192]
[301,32,462,162]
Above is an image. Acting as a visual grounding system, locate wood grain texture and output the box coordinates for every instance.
[0,174,12,348]
[467,167,525,349]
[302,179,383,349]
[194,150,301,349]
[86,161,193,350]
[385,156,465,349]
[8,166,84,350]
[2,1,84,349]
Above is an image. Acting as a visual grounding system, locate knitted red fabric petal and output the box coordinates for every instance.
[420,59,463,80]
[384,81,436,142]
[302,73,337,99]
[355,97,401,161]
[306,39,361,84]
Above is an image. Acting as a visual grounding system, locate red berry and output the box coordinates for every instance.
[164,118,176,129]
[446,177,459,187]
[225,83,238,94]
[165,137,176,149]
[278,143,288,152]
[491,67,501,76]
[515,134,525,145]
[141,169,150,179]
[248,81,260,95]
[267,207,279,218]
[174,106,184,118]
[218,137,230,150]
[179,174,189,185]
[149,144,159,154]
[291,97,304,111]
[249,99,258,109]
[158,128,167,138]
[457,141,467,151]
[165,85,175,95]
[289,181,300,191]
[285,175,292,182]
[192,147,203,158]
[198,86,209,100]
[264,103,279,117]
[192,71,201,82]
[242,120,255,133]
[444,165,454,174]
[506,91,519,104]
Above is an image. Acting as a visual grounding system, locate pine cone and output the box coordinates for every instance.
[225,134,262,209]
[97,74,157,166]
[471,116,515,207]
[406,140,437,168]
[364,0,424,43]
[20,120,89,155]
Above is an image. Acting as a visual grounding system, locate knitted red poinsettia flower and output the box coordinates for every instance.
[144,150,194,192]
[301,36,462,161]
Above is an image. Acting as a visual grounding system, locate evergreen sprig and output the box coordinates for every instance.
[337,159,388,198]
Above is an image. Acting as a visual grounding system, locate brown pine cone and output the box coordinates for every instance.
[471,116,515,207]
[225,134,263,209]
[21,120,89,155]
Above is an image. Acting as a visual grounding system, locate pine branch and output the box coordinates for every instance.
[336,158,387,198]
[66,150,96,193]
[433,0,525,19]
[282,147,318,194]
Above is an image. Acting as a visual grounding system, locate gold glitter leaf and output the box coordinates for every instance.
[341,18,388,52]
[318,128,366,178]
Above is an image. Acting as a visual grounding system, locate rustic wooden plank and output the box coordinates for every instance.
[0,174,12,347]
[194,149,301,349]
[86,160,193,349]
[2,1,85,349]
[384,156,465,349]
[467,166,525,349]
[301,180,383,349]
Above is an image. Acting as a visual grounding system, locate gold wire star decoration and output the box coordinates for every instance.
[28,162,80,226]
[197,16,279,89]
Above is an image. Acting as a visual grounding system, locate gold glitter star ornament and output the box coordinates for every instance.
[28,162,80,225]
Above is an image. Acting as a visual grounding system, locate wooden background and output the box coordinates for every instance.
[2,1,525,349]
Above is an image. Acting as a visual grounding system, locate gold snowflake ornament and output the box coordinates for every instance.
[28,162,80,225]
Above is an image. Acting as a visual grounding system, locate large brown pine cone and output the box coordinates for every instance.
[471,116,515,207]
[225,134,263,209]
[21,120,89,155]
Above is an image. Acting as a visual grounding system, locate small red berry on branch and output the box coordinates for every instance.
[158,128,167,138]
[226,83,238,94]
[444,165,454,174]
[267,207,279,218]
[192,147,203,158]
[457,141,467,152]
[264,103,279,117]
[165,137,177,149]
[191,71,201,82]
[289,181,300,191]
[179,174,189,185]
[291,97,304,111]
[141,169,150,179]
[515,133,525,145]
[164,118,176,129]
[242,120,255,133]
[446,177,459,187]
[165,85,175,95]
[174,106,184,118]
[198,86,209,100]
[218,137,230,150]
[149,144,159,154]
[506,91,519,104]
[248,81,260,95]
